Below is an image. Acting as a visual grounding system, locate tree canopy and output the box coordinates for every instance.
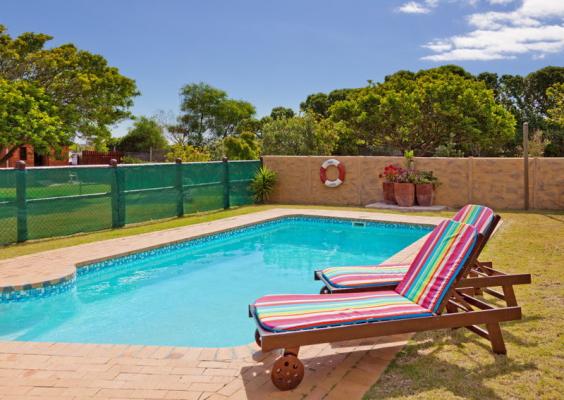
[477,66,564,154]
[262,114,341,155]
[165,68,563,160]
[170,82,256,147]
[0,79,71,161]
[0,24,138,157]
[270,106,295,120]
[329,68,516,156]
[219,132,260,160]
[118,117,168,152]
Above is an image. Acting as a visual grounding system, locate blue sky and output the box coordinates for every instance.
[3,0,563,136]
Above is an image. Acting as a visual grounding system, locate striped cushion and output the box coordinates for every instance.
[253,291,432,332]
[321,263,410,288]
[452,204,494,235]
[395,220,478,313]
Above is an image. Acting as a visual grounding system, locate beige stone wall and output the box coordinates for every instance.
[263,156,564,210]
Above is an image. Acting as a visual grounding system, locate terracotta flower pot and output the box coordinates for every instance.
[382,182,395,204]
[416,183,434,206]
[393,183,415,207]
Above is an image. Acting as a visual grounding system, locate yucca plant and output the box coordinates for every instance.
[251,166,277,204]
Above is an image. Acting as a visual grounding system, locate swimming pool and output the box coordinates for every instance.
[0,217,431,347]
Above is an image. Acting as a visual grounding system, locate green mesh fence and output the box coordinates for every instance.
[26,167,113,240]
[122,164,178,224]
[0,170,17,245]
[0,160,259,245]
[229,161,260,206]
[182,162,225,214]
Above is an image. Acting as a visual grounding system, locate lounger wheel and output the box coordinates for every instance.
[254,329,261,347]
[319,285,330,294]
[271,353,304,391]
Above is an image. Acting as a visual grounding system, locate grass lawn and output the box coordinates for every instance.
[0,205,562,399]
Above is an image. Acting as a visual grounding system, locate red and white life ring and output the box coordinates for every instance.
[320,159,346,188]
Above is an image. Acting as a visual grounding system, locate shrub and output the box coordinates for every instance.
[250,166,277,203]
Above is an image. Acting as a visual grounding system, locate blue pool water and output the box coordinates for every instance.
[0,217,430,347]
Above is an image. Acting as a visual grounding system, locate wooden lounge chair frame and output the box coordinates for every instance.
[249,234,526,391]
[315,215,531,306]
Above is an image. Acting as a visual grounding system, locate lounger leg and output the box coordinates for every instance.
[470,267,483,296]
[502,285,518,307]
[486,323,507,355]
[271,347,304,391]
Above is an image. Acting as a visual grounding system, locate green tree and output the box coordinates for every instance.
[0,25,138,148]
[262,114,340,155]
[118,117,168,152]
[545,82,564,156]
[0,79,71,162]
[547,83,564,127]
[219,132,260,160]
[299,88,357,118]
[270,106,295,120]
[477,66,564,155]
[300,93,329,117]
[174,82,255,144]
[165,144,211,162]
[173,82,227,146]
[330,69,515,156]
[212,99,256,138]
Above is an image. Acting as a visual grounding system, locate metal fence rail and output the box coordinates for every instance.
[0,159,260,245]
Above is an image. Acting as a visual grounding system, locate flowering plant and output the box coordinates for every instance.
[379,164,402,183]
[395,168,418,184]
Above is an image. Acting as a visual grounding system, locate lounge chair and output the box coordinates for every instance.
[249,220,525,390]
[315,204,530,306]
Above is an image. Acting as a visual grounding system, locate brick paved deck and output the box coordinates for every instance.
[0,208,443,399]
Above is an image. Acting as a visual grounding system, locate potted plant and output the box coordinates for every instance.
[393,168,416,207]
[379,164,400,204]
[415,170,439,206]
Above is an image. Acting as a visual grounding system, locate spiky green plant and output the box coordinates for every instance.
[250,166,277,204]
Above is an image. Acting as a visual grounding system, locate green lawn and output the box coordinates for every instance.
[0,205,562,399]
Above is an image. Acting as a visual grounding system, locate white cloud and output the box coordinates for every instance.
[397,0,448,14]
[422,0,564,61]
[487,0,516,5]
[398,1,433,14]
[397,0,514,16]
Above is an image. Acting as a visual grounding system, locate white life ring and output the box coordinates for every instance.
[320,159,346,188]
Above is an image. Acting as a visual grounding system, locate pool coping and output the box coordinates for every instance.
[0,208,444,296]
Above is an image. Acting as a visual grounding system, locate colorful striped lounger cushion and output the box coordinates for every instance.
[452,204,494,235]
[254,291,433,332]
[253,220,478,332]
[320,204,493,290]
[321,263,410,289]
[396,219,478,312]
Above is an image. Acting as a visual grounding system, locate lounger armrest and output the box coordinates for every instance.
[314,270,322,280]
[459,273,532,288]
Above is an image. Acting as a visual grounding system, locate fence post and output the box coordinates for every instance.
[110,159,125,228]
[222,156,230,209]
[15,161,28,242]
[175,158,184,217]
[523,122,529,210]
